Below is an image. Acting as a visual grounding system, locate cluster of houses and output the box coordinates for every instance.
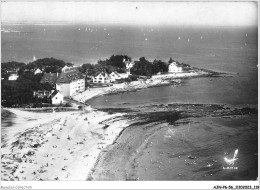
[5,59,183,105]
[92,71,129,84]
[33,89,64,105]
[92,59,134,84]
[92,60,182,83]
[6,68,43,81]
[37,66,85,104]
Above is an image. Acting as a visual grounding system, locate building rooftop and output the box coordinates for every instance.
[40,73,60,84]
[50,90,61,98]
[94,72,109,78]
[56,70,84,83]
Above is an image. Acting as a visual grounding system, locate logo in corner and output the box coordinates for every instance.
[223,149,238,170]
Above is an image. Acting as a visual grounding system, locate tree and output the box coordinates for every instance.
[130,57,153,76]
[1,61,26,80]
[96,55,132,74]
[93,64,105,74]
[79,63,95,76]
[168,58,174,63]
[152,60,168,74]
[25,57,70,73]
[1,73,53,107]
[108,55,131,69]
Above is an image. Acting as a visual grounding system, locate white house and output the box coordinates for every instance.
[34,68,42,75]
[92,73,111,83]
[61,65,78,73]
[61,65,70,73]
[118,73,129,79]
[50,90,64,105]
[8,72,19,80]
[109,71,121,82]
[168,62,182,73]
[55,70,85,97]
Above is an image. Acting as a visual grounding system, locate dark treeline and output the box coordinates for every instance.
[1,74,53,107]
[80,55,190,77]
[79,55,131,76]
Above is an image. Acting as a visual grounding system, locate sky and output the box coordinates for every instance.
[1,1,258,26]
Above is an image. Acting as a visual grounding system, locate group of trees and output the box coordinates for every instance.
[1,61,26,80]
[78,55,190,77]
[79,55,131,76]
[19,57,73,74]
[130,57,169,76]
[2,58,73,80]
[78,55,191,77]
[130,57,190,76]
[1,58,68,107]
[1,76,52,107]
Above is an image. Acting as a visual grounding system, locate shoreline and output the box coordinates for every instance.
[1,102,257,181]
[73,68,233,104]
[89,103,258,181]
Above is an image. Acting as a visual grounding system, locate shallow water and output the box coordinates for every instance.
[92,115,258,180]
[131,117,258,180]
[87,75,257,108]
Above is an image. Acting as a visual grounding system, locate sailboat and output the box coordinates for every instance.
[33,56,37,61]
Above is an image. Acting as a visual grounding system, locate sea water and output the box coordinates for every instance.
[1,25,258,106]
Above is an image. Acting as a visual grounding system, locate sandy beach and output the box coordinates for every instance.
[1,103,258,181]
[1,107,132,181]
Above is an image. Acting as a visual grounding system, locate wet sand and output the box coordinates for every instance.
[90,104,258,181]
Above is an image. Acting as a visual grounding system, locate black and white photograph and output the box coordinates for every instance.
[1,0,258,189]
